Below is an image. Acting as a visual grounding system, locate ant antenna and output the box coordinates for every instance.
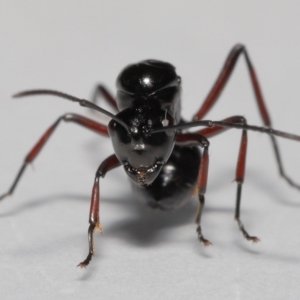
[13,89,130,134]
[150,119,300,142]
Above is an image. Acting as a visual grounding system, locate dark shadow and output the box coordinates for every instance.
[104,197,197,246]
[2,190,299,275]
[1,170,300,269]
[0,191,224,248]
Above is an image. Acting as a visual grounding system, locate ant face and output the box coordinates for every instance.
[108,107,175,186]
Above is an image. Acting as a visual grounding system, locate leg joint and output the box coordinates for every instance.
[201,138,210,148]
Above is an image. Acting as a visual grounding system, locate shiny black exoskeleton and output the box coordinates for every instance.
[3,45,300,268]
[108,60,201,208]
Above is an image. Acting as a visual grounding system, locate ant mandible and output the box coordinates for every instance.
[1,44,300,268]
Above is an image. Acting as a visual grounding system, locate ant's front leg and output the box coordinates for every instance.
[0,113,109,201]
[175,134,211,246]
[77,154,121,268]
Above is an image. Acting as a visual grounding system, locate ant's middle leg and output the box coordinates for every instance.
[193,44,300,190]
[0,113,109,201]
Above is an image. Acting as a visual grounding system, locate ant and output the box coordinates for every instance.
[1,44,300,268]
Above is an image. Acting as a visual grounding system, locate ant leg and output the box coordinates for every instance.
[176,116,259,243]
[196,147,211,246]
[91,84,118,112]
[193,44,299,189]
[197,116,259,242]
[0,113,109,201]
[77,154,120,268]
[234,125,259,242]
[176,134,211,246]
[193,44,268,121]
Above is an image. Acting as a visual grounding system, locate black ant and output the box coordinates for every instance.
[1,44,300,268]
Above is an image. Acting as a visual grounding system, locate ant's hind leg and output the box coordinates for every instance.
[193,44,300,190]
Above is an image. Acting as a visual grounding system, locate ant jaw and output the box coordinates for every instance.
[122,161,165,187]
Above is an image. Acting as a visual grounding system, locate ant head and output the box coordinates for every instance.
[108,106,175,186]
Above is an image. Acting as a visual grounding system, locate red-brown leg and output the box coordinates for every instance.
[193,44,269,122]
[234,126,259,242]
[77,154,121,268]
[176,133,211,245]
[193,44,299,190]
[176,116,259,243]
[0,113,109,201]
[201,118,259,241]
[91,84,119,112]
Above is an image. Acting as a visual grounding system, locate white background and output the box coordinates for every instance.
[1,1,300,299]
